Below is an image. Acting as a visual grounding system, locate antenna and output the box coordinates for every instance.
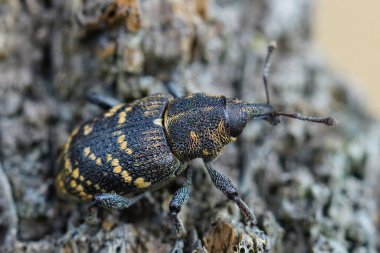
[260,41,335,126]
[263,41,277,105]
[272,112,335,126]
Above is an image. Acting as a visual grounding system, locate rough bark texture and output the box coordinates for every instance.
[0,0,379,252]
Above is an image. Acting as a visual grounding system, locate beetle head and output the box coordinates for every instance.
[226,101,278,137]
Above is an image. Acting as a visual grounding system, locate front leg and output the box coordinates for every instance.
[86,92,121,110]
[164,81,183,98]
[169,169,192,253]
[204,162,270,251]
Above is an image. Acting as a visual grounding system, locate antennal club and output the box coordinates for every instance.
[263,41,277,105]
[273,112,335,126]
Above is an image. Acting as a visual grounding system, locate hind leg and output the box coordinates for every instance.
[169,169,192,253]
[164,81,184,98]
[86,92,121,110]
[87,193,145,225]
[204,162,270,251]
[90,193,144,209]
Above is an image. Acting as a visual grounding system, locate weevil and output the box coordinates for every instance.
[55,42,334,252]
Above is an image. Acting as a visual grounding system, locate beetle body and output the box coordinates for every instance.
[56,94,240,200]
[55,92,272,201]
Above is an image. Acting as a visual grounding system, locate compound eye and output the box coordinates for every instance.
[228,113,248,137]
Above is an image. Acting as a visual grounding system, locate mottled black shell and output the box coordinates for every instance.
[55,93,185,201]
[164,93,233,162]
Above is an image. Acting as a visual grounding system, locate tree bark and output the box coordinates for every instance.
[0,0,379,252]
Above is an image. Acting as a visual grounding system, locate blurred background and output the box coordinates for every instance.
[316,0,380,117]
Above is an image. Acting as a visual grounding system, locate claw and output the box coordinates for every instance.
[249,226,270,252]
[86,206,100,226]
[170,239,184,253]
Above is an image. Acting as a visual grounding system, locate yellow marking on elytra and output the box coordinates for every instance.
[55,175,66,193]
[126,148,133,155]
[146,142,162,149]
[89,153,96,161]
[96,157,102,166]
[72,168,79,179]
[80,192,92,201]
[118,111,127,124]
[70,180,77,188]
[86,180,92,186]
[153,118,163,126]
[144,110,160,117]
[58,182,68,194]
[113,165,122,174]
[117,135,126,144]
[76,184,84,192]
[65,159,71,171]
[190,131,199,141]
[61,167,69,177]
[71,126,80,136]
[94,184,100,190]
[142,129,161,135]
[144,103,162,111]
[63,127,80,154]
[79,175,84,181]
[116,133,129,151]
[111,159,119,167]
[84,147,91,157]
[106,147,130,176]
[202,149,210,156]
[60,186,67,194]
[57,179,64,188]
[230,137,237,142]
[120,142,127,150]
[146,136,162,142]
[121,170,132,182]
[104,104,124,118]
[201,106,214,112]
[83,124,93,135]
[134,177,151,188]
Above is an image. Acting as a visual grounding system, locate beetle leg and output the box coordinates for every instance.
[86,92,121,110]
[86,193,144,225]
[170,239,184,253]
[90,193,145,210]
[169,169,192,252]
[164,81,183,98]
[86,204,101,225]
[204,162,270,251]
